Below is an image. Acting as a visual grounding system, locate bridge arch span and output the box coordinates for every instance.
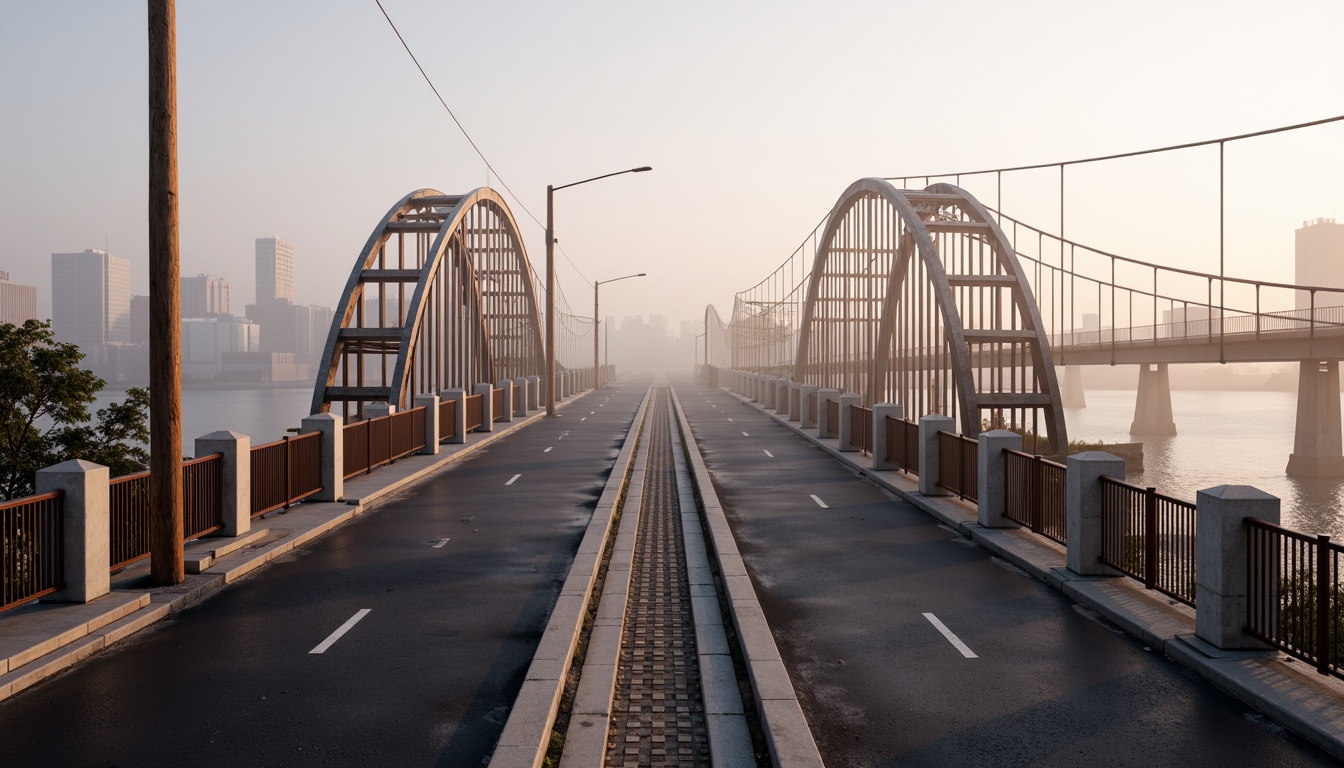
[312,187,545,418]
[795,178,1067,451]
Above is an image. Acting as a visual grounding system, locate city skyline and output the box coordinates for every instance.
[3,2,1342,332]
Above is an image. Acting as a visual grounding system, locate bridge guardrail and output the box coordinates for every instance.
[1,490,64,614]
[884,415,919,474]
[342,406,428,479]
[464,394,485,432]
[1004,450,1067,545]
[438,398,458,442]
[849,404,872,454]
[1099,476,1197,607]
[491,387,505,422]
[251,433,322,518]
[937,431,978,503]
[109,453,225,571]
[1246,519,1343,678]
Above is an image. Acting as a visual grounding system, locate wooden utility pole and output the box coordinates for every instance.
[148,0,184,585]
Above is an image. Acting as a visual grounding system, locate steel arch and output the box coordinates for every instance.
[794,178,1067,452]
[311,187,545,417]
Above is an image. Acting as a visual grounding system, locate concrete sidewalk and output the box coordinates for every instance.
[0,390,595,703]
[719,388,1344,762]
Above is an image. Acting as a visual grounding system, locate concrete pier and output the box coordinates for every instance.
[1286,360,1344,478]
[1130,363,1176,436]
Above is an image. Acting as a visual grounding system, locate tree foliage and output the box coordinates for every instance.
[0,320,149,500]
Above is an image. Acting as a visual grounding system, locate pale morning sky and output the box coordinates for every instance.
[2,1,1342,330]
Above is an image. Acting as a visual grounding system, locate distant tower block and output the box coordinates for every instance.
[1287,360,1344,478]
[1060,365,1086,408]
[1130,363,1176,436]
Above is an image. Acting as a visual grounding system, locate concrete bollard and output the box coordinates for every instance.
[837,393,861,452]
[800,385,820,429]
[526,375,540,410]
[1195,485,1280,649]
[1066,451,1125,576]
[872,404,903,470]
[415,394,440,455]
[474,382,495,432]
[36,459,110,604]
[918,414,955,496]
[512,377,528,417]
[300,413,344,502]
[817,389,842,438]
[195,431,252,535]
[495,380,514,423]
[440,389,467,444]
[977,430,1023,528]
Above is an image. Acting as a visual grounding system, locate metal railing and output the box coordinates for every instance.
[1247,520,1343,678]
[464,393,485,432]
[182,454,223,539]
[108,470,152,570]
[1004,450,1067,545]
[513,383,523,414]
[807,393,817,426]
[438,398,458,442]
[251,433,323,517]
[1,491,64,614]
[850,405,873,454]
[342,407,427,479]
[1100,477,1197,607]
[885,416,919,474]
[937,431,978,502]
[491,387,506,422]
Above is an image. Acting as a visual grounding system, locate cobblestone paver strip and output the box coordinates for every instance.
[605,389,710,766]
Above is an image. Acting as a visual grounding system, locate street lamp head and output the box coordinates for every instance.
[632,166,653,173]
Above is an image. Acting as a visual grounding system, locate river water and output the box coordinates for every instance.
[1067,389,1344,538]
[88,384,1344,537]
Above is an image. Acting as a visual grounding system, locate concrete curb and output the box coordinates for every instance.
[719,387,1344,761]
[670,387,826,768]
[0,389,600,706]
[489,386,654,768]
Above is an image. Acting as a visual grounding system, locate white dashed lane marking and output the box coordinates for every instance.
[506,474,521,486]
[810,494,828,508]
[309,609,371,654]
[923,613,979,658]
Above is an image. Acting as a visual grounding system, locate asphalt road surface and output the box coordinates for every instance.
[0,378,651,767]
[673,376,1338,768]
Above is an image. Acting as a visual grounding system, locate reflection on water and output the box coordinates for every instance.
[93,386,315,458]
[1066,389,1344,537]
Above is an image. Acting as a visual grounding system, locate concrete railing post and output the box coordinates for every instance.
[977,430,1023,528]
[918,414,954,496]
[1066,451,1125,576]
[800,385,820,429]
[776,380,790,414]
[817,388,841,438]
[415,394,440,455]
[836,393,861,451]
[495,380,514,423]
[526,375,540,410]
[512,377,528,416]
[1195,485,1280,649]
[789,382,802,421]
[195,431,251,536]
[366,402,394,419]
[474,382,495,432]
[36,459,110,604]
[763,378,776,410]
[300,413,343,502]
[440,389,467,444]
[871,404,903,470]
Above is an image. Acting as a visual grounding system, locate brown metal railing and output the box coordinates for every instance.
[1004,450,1067,545]
[885,416,919,474]
[826,399,839,434]
[512,383,523,414]
[850,405,873,453]
[491,387,506,422]
[1100,476,1197,606]
[342,407,427,479]
[251,432,323,517]
[1247,519,1343,678]
[937,431,978,502]
[1,491,64,614]
[109,470,152,570]
[807,393,817,426]
[464,393,485,431]
[182,453,223,538]
[438,398,458,442]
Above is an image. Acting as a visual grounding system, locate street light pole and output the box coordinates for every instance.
[594,272,646,388]
[544,166,651,414]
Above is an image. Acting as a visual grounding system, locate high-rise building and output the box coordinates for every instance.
[1295,218,1344,315]
[255,236,294,306]
[51,249,130,345]
[130,295,151,344]
[0,271,38,326]
[181,273,231,318]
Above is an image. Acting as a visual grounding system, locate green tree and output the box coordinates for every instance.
[0,320,149,500]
